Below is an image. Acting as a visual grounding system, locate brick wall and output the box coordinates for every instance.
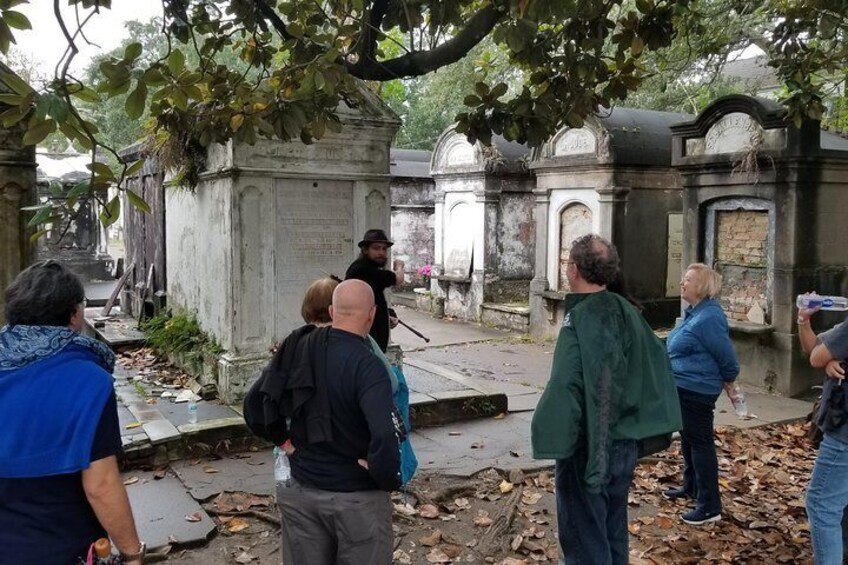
[715,210,769,323]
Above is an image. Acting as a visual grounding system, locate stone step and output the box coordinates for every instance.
[392,291,418,309]
[481,302,530,333]
[116,358,512,468]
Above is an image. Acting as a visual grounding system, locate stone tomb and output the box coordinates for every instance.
[35,150,114,282]
[166,87,399,402]
[0,63,36,324]
[529,108,689,339]
[429,129,535,324]
[671,95,848,396]
[389,148,435,290]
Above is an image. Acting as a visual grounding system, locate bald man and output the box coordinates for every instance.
[275,279,402,565]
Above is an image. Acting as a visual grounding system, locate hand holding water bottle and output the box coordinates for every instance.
[723,381,748,418]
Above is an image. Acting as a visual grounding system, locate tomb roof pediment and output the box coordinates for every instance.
[533,107,691,168]
[430,127,531,176]
[670,94,847,160]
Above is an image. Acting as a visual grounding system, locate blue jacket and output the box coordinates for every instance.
[666,299,739,396]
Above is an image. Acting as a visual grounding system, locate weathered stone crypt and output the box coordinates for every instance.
[529,108,689,339]
[166,89,399,402]
[671,95,848,396]
[429,129,536,326]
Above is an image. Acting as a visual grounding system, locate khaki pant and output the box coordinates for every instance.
[277,478,393,565]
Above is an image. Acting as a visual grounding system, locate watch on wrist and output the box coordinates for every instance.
[119,541,146,561]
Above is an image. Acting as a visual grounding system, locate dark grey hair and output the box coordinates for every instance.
[570,234,620,286]
[4,260,85,326]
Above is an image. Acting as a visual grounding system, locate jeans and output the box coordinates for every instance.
[555,439,637,565]
[807,434,848,565]
[678,387,722,514]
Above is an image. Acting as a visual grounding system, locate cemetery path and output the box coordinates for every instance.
[132,422,816,565]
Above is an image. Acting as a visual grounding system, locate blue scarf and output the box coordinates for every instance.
[0,325,116,478]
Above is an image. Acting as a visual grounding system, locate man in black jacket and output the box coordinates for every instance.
[345,229,405,352]
[266,279,402,564]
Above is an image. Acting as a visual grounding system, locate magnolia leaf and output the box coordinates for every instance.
[124,41,142,62]
[71,87,101,103]
[125,81,148,120]
[22,118,56,146]
[124,159,145,176]
[126,189,151,213]
[167,49,185,75]
[99,196,121,228]
[2,9,30,30]
[230,113,245,132]
[27,205,54,227]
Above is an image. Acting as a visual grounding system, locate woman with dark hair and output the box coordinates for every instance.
[0,260,144,564]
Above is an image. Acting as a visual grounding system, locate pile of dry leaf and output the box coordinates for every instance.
[386,422,817,565]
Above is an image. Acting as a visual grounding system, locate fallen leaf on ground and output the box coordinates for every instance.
[511,534,524,551]
[420,530,442,546]
[123,476,139,486]
[125,422,142,429]
[203,465,219,474]
[420,504,440,519]
[393,550,412,564]
[499,480,514,494]
[474,510,493,527]
[426,547,451,563]
[522,492,543,505]
[234,551,255,563]
[184,512,202,522]
[227,517,250,533]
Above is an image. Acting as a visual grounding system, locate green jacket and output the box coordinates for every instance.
[531,291,682,490]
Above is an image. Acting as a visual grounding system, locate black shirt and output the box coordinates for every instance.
[0,391,123,565]
[289,329,401,492]
[345,256,396,352]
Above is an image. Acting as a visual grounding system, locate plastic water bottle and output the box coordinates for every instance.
[187,401,198,424]
[274,446,292,487]
[730,383,748,418]
[797,294,848,311]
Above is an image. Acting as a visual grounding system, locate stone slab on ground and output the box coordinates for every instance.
[714,390,812,429]
[404,364,466,394]
[158,399,242,428]
[412,414,552,477]
[171,452,276,500]
[390,305,513,351]
[84,307,146,348]
[406,357,540,413]
[124,472,216,550]
[408,340,555,391]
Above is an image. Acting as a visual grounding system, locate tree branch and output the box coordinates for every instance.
[253,0,294,41]
[347,3,504,81]
[354,0,389,69]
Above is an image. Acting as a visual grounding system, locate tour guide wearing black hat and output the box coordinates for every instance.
[345,229,405,352]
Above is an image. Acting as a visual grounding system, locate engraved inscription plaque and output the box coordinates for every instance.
[704,113,763,155]
[274,179,354,333]
[554,128,597,157]
[665,213,683,297]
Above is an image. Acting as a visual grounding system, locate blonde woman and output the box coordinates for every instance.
[663,263,739,525]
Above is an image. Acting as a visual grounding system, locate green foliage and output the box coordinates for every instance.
[0,0,845,230]
[141,310,224,362]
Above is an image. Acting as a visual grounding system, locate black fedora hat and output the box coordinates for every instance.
[358,229,394,248]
